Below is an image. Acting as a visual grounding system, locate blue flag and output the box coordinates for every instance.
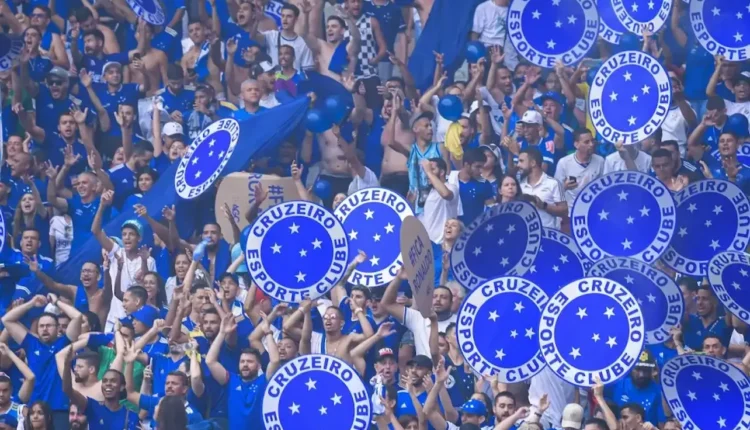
[263,355,372,429]
[571,171,676,264]
[127,0,165,25]
[507,0,598,68]
[588,50,672,144]
[588,257,683,345]
[539,277,645,387]
[0,34,24,72]
[456,277,548,383]
[0,209,5,256]
[451,202,542,291]
[689,0,750,62]
[661,354,750,430]
[663,179,750,277]
[333,188,413,288]
[524,228,590,297]
[708,251,750,325]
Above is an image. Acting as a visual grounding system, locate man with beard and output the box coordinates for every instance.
[11,229,55,305]
[604,351,665,426]
[394,355,456,430]
[62,347,139,430]
[158,66,197,120]
[92,190,156,331]
[44,112,93,180]
[56,351,102,401]
[262,3,313,70]
[196,223,231,284]
[192,308,234,420]
[2,295,82,429]
[680,285,737,350]
[206,314,281,430]
[71,8,120,55]
[68,403,89,430]
[488,392,519,430]
[107,135,154,210]
[28,6,68,69]
[70,26,142,83]
[517,147,567,229]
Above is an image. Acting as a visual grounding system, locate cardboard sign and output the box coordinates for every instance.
[400,216,434,318]
[214,173,301,235]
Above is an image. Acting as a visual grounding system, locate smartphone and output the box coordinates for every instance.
[132,53,142,61]
[568,176,577,183]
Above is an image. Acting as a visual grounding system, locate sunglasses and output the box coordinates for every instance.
[47,80,65,87]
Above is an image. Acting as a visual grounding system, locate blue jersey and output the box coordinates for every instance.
[150,354,189,397]
[712,164,750,194]
[35,87,86,137]
[156,86,196,114]
[458,178,494,225]
[47,137,89,178]
[682,314,733,350]
[647,343,678,370]
[85,399,139,430]
[231,106,269,122]
[396,389,443,430]
[67,194,110,254]
[107,163,137,210]
[519,137,557,173]
[606,377,666,425]
[227,372,267,429]
[22,333,70,411]
[81,52,130,83]
[14,253,55,301]
[28,56,53,82]
[91,83,142,138]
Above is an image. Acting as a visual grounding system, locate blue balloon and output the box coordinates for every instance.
[465,41,486,63]
[726,113,750,138]
[438,95,463,122]
[323,95,349,124]
[240,224,251,254]
[305,109,331,133]
[313,179,332,200]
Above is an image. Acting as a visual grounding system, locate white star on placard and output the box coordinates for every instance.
[606,336,617,348]
[495,349,506,360]
[299,249,308,257]
[713,393,721,401]
[624,275,634,284]
[218,151,225,158]
[191,157,199,165]
[498,238,505,246]
[709,240,720,250]
[738,12,744,19]
[208,151,214,157]
[627,116,637,126]
[546,40,557,49]
[529,265,537,274]
[622,239,633,250]
[641,85,651,94]
[500,257,509,267]
[592,333,600,342]
[331,394,342,405]
[370,256,380,266]
[732,282,741,290]
[719,382,730,392]
[296,271,307,282]
[312,239,322,249]
[208,139,216,147]
[639,206,650,216]
[514,302,525,313]
[604,307,615,318]
[568,15,577,24]
[364,209,375,219]
[718,417,727,428]
[647,293,656,303]
[305,378,317,390]
[734,32,744,42]
[687,203,698,212]
[623,71,633,81]
[631,2,638,12]
[384,223,395,233]
[488,311,499,322]
[289,223,300,234]
[271,243,282,254]
[473,247,482,256]
[348,230,359,240]
[713,205,723,215]
[373,234,381,242]
[559,255,569,264]
[692,371,703,380]
[576,308,588,319]
[598,210,610,220]
[532,9,541,19]
[552,265,560,273]
[678,227,688,237]
[647,0,654,9]
[485,224,494,233]
[525,328,535,338]
[741,269,749,277]
[289,403,301,414]
[687,391,697,401]
[570,347,581,359]
[705,220,713,227]
[319,406,328,415]
[618,190,629,201]
[609,92,619,102]
[507,224,516,233]
[555,20,562,28]
[711,7,720,16]
[194,171,202,179]
[510,330,518,338]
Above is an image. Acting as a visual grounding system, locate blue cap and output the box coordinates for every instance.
[121,219,143,236]
[231,243,247,273]
[130,305,159,326]
[536,91,565,106]
[460,399,487,416]
[0,414,18,427]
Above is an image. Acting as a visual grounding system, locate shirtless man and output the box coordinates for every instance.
[380,93,413,196]
[126,21,168,97]
[182,19,223,96]
[56,349,104,402]
[299,0,360,82]
[27,5,69,69]
[73,8,120,54]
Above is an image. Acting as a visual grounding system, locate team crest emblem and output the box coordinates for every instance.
[525,228,590,297]
[539,277,645,387]
[588,51,672,144]
[708,251,750,325]
[245,201,349,303]
[0,34,24,71]
[661,354,750,430]
[263,354,372,429]
[571,171,676,263]
[451,202,542,290]
[689,0,750,61]
[333,188,413,287]
[663,180,750,276]
[175,119,240,200]
[456,277,548,383]
[507,0,599,68]
[587,257,683,344]
[127,0,166,25]
[0,209,5,255]
[615,0,671,34]
[597,0,628,44]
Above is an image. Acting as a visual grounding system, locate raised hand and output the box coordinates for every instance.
[490,45,504,65]
[134,204,147,218]
[23,255,40,273]
[291,161,303,181]
[376,322,395,338]
[78,68,93,88]
[220,313,237,334]
[162,205,176,221]
[31,295,48,308]
[254,183,268,205]
[100,189,115,207]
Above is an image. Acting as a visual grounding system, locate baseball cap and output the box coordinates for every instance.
[735,71,750,85]
[406,354,433,369]
[162,122,184,137]
[47,66,69,80]
[376,348,396,362]
[537,91,564,106]
[102,61,122,73]
[561,403,584,428]
[251,61,278,79]
[130,305,159,326]
[519,109,543,126]
[121,219,143,236]
[706,95,726,111]
[635,350,656,369]
[409,111,434,128]
[459,399,487,416]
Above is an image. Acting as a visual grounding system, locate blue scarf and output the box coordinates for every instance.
[201,239,231,281]
[328,38,350,75]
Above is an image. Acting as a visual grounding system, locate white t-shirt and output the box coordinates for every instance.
[260,93,280,109]
[347,167,380,195]
[471,0,519,70]
[554,153,605,215]
[603,150,652,175]
[105,244,156,332]
[262,30,314,71]
[529,367,577,428]
[402,307,456,356]
[49,215,73,268]
[725,100,750,125]
[520,173,565,229]
[661,105,695,157]
[418,182,460,243]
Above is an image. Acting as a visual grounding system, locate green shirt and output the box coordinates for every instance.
[97,346,144,412]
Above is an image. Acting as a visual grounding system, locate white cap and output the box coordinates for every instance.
[561,403,584,429]
[469,99,490,114]
[519,109,543,125]
[259,61,276,73]
[162,122,184,136]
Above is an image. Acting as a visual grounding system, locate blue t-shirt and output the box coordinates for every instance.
[647,343,678,370]
[85,399,139,430]
[91,83,142,137]
[35,87,85,137]
[711,164,750,195]
[227,372,267,430]
[139,395,202,427]
[682,314,733,350]
[47,137,89,178]
[519,137,557,174]
[81,52,130,83]
[157,86,196,114]
[683,44,714,102]
[458,178,494,225]
[107,163,137,210]
[28,56,54,82]
[396,389,443,430]
[606,377,666,425]
[67,194,110,254]
[231,106,269,122]
[363,0,403,51]
[149,353,190,397]
[22,333,70,411]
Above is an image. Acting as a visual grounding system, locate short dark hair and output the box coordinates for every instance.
[434,285,453,302]
[651,148,672,160]
[82,29,104,42]
[386,76,405,89]
[703,334,724,345]
[38,312,59,325]
[678,277,699,292]
[573,128,592,142]
[659,140,679,152]
[494,391,516,404]
[463,148,487,165]
[240,347,263,362]
[167,371,189,387]
[32,5,51,17]
[76,351,101,373]
[428,157,447,174]
[350,285,371,300]
[84,311,102,332]
[279,44,296,56]
[520,146,543,167]
[21,227,41,239]
[584,418,610,430]
[167,63,184,80]
[327,15,347,29]
[126,285,148,304]
[74,7,93,22]
[133,141,154,156]
[281,3,300,16]
[326,305,345,320]
[218,272,239,285]
[621,402,645,420]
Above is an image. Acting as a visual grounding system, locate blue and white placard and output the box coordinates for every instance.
[263,354,372,430]
[451,202,542,290]
[708,251,750,325]
[524,228,590,297]
[175,119,240,200]
[0,209,5,256]
[334,188,413,287]
[127,0,166,25]
[661,354,750,430]
[539,277,645,387]
[663,179,750,277]
[507,0,599,68]
[689,0,750,62]
[0,34,24,72]
[245,201,349,303]
[597,0,628,44]
[587,257,683,344]
[588,51,671,144]
[616,0,671,34]
[571,171,676,263]
[456,277,548,383]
